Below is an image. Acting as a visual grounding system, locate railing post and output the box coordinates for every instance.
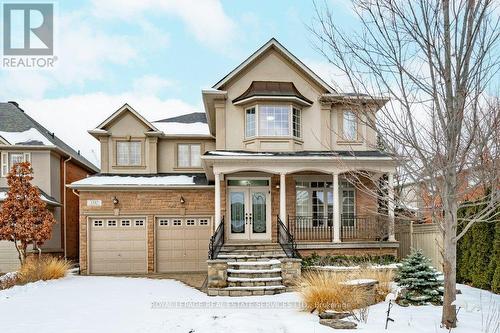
[388,172,396,241]
[214,172,221,230]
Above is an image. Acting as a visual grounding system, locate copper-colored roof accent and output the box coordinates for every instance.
[232,81,313,105]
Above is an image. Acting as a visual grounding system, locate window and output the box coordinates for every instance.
[245,108,256,137]
[116,141,141,166]
[342,181,355,227]
[177,144,201,168]
[259,105,290,136]
[121,220,131,227]
[158,219,169,226]
[93,220,103,227]
[173,219,182,226]
[186,219,195,226]
[295,181,342,227]
[134,219,145,227]
[198,219,209,226]
[107,220,117,227]
[343,111,357,141]
[1,152,31,176]
[292,108,301,138]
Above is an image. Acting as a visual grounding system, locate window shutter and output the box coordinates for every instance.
[24,152,31,164]
[1,152,7,177]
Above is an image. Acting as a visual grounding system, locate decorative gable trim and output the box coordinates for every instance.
[94,103,160,132]
[212,38,336,94]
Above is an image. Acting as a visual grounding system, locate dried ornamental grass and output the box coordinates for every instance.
[296,270,367,313]
[17,256,70,284]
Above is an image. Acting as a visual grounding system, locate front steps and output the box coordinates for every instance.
[207,243,300,296]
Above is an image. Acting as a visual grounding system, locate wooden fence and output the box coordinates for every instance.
[395,220,443,271]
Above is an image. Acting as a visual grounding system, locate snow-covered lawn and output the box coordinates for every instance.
[0,276,497,333]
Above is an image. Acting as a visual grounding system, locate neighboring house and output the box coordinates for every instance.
[70,38,398,278]
[0,102,99,272]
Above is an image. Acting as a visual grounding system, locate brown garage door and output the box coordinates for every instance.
[156,217,211,272]
[89,218,147,274]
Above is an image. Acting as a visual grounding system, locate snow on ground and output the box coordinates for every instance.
[0,276,498,333]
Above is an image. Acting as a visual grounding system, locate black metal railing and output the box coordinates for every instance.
[287,214,389,242]
[287,215,333,241]
[277,215,300,258]
[341,214,388,241]
[208,216,224,259]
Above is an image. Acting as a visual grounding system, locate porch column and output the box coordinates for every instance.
[333,173,341,243]
[388,172,396,241]
[214,171,221,228]
[279,172,286,222]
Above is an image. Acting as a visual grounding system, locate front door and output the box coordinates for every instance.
[228,187,270,241]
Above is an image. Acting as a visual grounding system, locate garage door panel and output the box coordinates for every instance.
[89,218,147,274]
[156,217,211,273]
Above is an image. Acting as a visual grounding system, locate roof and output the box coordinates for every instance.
[0,102,99,172]
[94,103,160,132]
[69,173,211,189]
[233,81,313,105]
[212,38,335,93]
[155,112,207,124]
[203,150,391,159]
[0,187,61,206]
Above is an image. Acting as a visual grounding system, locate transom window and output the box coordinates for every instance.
[177,144,201,168]
[245,104,301,138]
[343,111,357,141]
[116,141,141,166]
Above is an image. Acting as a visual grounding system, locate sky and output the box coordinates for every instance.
[0,0,355,167]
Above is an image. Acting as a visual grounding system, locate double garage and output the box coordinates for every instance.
[88,216,211,274]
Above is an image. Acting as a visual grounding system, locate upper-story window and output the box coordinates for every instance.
[1,152,31,177]
[116,141,141,166]
[177,143,201,168]
[245,104,301,139]
[343,111,357,141]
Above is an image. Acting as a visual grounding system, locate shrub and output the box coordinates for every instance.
[17,256,70,284]
[301,253,397,268]
[395,249,442,305]
[296,270,367,313]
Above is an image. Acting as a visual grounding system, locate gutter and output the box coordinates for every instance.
[67,184,215,190]
[63,156,72,260]
[201,155,395,161]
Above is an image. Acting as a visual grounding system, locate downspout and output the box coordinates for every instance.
[63,156,72,260]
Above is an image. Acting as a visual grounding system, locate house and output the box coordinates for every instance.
[70,39,398,294]
[0,102,99,272]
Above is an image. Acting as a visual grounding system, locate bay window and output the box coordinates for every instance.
[343,111,357,141]
[116,141,141,166]
[177,143,201,168]
[244,104,301,139]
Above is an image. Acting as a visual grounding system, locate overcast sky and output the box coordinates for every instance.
[0,0,355,167]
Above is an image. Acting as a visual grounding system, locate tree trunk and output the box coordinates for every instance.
[14,240,26,266]
[441,200,458,328]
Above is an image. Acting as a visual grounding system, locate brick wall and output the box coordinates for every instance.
[355,176,379,216]
[79,189,214,274]
[62,159,93,260]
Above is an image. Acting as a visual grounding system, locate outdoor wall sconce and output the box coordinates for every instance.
[180,196,185,204]
[112,196,119,205]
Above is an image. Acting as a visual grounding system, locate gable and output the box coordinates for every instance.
[214,38,334,94]
[104,111,151,137]
[224,48,326,102]
[96,104,158,133]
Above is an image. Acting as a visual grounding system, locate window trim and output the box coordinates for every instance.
[175,143,203,169]
[244,104,302,140]
[113,138,145,168]
[1,151,31,177]
[340,110,359,142]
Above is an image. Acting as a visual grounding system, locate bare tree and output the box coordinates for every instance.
[308,0,500,328]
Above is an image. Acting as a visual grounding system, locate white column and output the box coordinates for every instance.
[388,172,396,241]
[214,172,221,229]
[333,173,341,243]
[279,172,286,222]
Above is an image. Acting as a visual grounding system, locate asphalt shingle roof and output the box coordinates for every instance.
[0,102,99,172]
[155,112,207,124]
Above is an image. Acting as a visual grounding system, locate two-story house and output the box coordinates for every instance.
[70,39,398,284]
[0,102,99,272]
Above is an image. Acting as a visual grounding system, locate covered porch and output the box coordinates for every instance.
[203,151,398,256]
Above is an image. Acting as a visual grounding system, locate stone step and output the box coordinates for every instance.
[228,260,281,270]
[207,286,286,296]
[219,250,286,256]
[218,254,287,261]
[227,268,282,279]
[227,276,283,287]
[222,244,283,251]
